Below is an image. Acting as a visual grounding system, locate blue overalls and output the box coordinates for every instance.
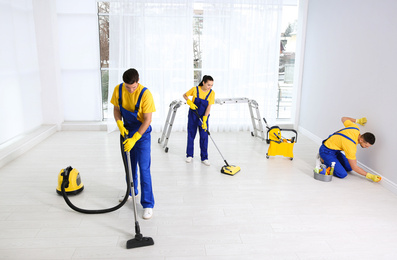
[119,83,154,208]
[319,127,359,178]
[186,86,212,161]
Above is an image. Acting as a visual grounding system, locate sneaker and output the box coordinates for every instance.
[186,157,193,163]
[119,194,138,202]
[202,160,210,166]
[143,208,153,219]
[119,195,132,202]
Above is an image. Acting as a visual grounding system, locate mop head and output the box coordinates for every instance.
[221,165,241,176]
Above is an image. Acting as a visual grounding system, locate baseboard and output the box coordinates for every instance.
[0,125,57,168]
[298,125,323,145]
[298,126,397,196]
[61,121,107,131]
[357,161,397,196]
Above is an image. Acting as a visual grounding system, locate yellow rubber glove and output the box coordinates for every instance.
[202,116,208,131]
[186,99,198,110]
[116,120,129,137]
[356,117,367,126]
[366,173,381,182]
[123,132,142,152]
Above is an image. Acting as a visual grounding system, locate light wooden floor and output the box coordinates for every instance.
[1,130,397,259]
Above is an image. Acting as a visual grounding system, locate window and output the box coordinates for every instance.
[277,5,298,119]
[97,2,109,119]
[193,6,203,86]
[97,2,298,120]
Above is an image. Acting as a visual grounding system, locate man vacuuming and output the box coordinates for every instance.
[111,68,156,219]
[318,116,381,182]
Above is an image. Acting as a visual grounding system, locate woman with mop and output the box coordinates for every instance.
[183,75,215,166]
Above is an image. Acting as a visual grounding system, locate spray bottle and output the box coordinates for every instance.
[329,162,336,176]
[314,154,322,173]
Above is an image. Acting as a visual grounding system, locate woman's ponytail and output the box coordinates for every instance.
[198,75,214,86]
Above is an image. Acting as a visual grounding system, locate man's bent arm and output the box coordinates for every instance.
[348,158,368,176]
[137,112,152,136]
[341,117,356,124]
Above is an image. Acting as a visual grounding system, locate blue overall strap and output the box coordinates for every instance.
[204,89,212,101]
[324,127,359,144]
[135,87,147,111]
[333,133,356,144]
[196,86,199,98]
[118,83,124,107]
[336,127,359,133]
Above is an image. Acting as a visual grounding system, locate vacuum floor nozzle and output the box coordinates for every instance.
[126,235,154,249]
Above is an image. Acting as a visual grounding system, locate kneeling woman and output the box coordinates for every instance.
[183,75,215,166]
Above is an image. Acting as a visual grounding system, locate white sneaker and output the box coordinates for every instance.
[186,157,193,163]
[119,194,138,202]
[202,160,210,166]
[143,208,153,219]
[119,195,132,202]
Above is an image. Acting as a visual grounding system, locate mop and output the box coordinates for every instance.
[193,110,241,175]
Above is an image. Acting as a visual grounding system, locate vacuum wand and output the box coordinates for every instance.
[125,142,154,249]
[126,151,139,225]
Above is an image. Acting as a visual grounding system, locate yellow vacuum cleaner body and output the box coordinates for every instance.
[56,166,84,195]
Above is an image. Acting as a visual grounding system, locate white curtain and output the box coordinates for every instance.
[107,0,282,133]
[201,0,282,132]
[108,0,193,132]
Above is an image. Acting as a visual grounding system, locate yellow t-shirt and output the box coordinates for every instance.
[185,86,215,105]
[324,120,360,160]
[110,83,156,123]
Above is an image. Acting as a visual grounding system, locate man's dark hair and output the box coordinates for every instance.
[362,132,375,145]
[123,68,139,84]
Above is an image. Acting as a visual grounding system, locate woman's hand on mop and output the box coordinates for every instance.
[202,116,208,131]
[187,99,198,110]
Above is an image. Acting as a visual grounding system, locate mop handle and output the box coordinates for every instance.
[193,110,229,165]
[126,150,139,222]
[207,134,228,163]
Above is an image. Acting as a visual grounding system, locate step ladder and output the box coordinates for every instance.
[157,100,183,153]
[247,99,266,141]
[158,98,266,152]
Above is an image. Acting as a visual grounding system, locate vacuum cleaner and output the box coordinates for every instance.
[56,167,84,195]
[193,110,241,176]
[57,136,154,249]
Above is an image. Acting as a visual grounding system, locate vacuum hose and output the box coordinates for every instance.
[60,135,132,214]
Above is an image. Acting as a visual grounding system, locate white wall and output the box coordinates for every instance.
[0,0,43,144]
[299,0,397,185]
[0,0,102,146]
[33,0,64,126]
[56,0,102,121]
